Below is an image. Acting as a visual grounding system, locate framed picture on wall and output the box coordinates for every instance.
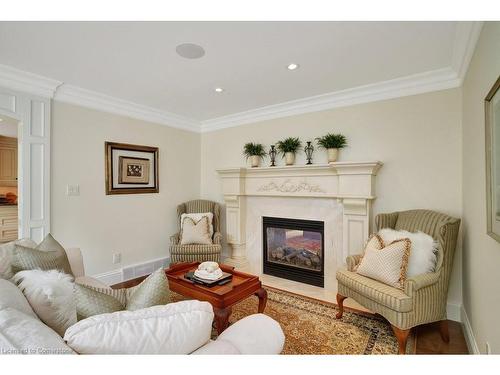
[105,142,159,195]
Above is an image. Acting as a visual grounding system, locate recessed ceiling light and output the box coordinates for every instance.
[176,43,205,59]
[287,63,300,71]
[214,87,224,93]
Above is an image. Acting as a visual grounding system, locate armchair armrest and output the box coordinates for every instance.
[346,254,363,272]
[213,232,223,245]
[170,233,180,245]
[403,271,440,296]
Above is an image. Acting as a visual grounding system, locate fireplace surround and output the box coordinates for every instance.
[217,161,382,292]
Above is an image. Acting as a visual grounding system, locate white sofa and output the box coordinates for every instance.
[0,247,285,354]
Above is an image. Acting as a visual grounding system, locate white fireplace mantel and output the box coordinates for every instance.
[217,161,383,268]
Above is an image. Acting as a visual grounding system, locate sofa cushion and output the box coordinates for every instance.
[12,270,77,337]
[0,279,37,318]
[64,300,213,354]
[0,308,73,354]
[11,234,73,276]
[74,268,170,320]
[336,269,413,312]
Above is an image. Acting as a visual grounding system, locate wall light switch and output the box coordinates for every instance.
[66,184,80,196]
[113,253,121,264]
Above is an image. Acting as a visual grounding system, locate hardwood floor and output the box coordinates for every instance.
[112,276,469,354]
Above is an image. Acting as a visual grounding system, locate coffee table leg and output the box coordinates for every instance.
[214,306,232,335]
[255,288,268,313]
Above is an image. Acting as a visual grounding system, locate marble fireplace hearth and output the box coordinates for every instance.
[217,162,382,307]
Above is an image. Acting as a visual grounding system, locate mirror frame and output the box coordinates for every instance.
[485,75,500,242]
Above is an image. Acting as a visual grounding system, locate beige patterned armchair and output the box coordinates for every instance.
[169,199,222,263]
[336,210,460,354]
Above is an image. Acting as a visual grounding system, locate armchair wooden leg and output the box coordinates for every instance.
[439,320,450,343]
[391,325,411,354]
[336,293,347,319]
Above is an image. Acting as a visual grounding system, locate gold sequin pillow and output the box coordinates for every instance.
[356,237,411,289]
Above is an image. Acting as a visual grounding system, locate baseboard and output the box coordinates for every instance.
[93,256,170,286]
[461,305,480,354]
[446,302,462,322]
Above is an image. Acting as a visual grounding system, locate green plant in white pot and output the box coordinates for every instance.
[243,142,267,167]
[315,133,347,162]
[276,137,302,166]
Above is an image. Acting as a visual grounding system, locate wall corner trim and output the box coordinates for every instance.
[461,305,480,354]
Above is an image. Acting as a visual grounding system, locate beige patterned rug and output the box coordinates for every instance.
[173,286,416,354]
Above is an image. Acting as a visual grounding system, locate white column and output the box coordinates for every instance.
[339,198,372,265]
[223,195,248,268]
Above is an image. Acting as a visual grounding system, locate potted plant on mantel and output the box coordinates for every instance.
[276,137,302,166]
[315,133,347,162]
[243,142,267,167]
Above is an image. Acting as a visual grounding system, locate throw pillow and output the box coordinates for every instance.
[75,268,170,320]
[180,212,214,237]
[64,300,213,354]
[0,238,37,279]
[10,234,73,276]
[353,234,384,271]
[378,228,438,277]
[356,238,411,289]
[12,269,77,337]
[180,216,213,245]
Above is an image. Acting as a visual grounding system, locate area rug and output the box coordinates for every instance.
[172,286,416,354]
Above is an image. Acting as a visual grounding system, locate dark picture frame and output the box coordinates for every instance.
[105,141,159,195]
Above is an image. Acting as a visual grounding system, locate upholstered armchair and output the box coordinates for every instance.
[169,199,222,263]
[336,209,460,354]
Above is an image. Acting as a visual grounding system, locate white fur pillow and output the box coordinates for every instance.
[13,269,77,336]
[378,228,438,277]
[0,238,37,279]
[64,300,214,354]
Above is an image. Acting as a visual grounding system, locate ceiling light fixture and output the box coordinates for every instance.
[214,87,224,93]
[176,43,205,59]
[287,63,300,71]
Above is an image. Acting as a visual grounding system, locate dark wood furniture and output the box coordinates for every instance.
[165,262,267,334]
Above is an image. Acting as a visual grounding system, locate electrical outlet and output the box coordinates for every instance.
[486,342,491,354]
[112,253,121,264]
[66,184,80,196]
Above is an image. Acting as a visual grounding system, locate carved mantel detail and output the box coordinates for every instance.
[257,179,326,194]
[217,162,383,269]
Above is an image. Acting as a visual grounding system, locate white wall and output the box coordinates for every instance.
[51,101,201,276]
[200,88,463,308]
[462,22,500,354]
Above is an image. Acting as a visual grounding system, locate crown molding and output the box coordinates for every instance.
[0,63,62,98]
[200,67,461,132]
[54,84,200,133]
[451,21,484,83]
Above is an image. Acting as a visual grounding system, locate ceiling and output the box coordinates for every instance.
[0,22,480,131]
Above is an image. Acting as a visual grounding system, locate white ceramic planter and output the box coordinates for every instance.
[285,152,295,166]
[250,155,261,168]
[327,148,339,162]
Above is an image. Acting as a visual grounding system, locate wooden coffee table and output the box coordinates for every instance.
[165,262,267,334]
